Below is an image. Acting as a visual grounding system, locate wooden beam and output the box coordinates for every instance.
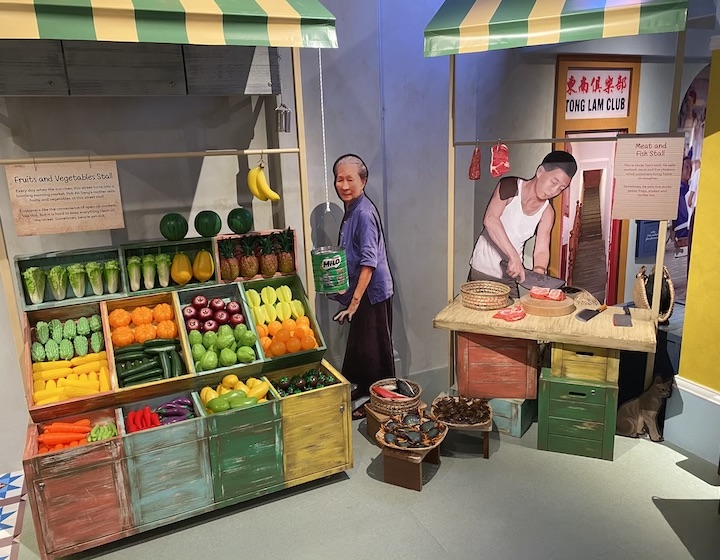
[447,55,456,388]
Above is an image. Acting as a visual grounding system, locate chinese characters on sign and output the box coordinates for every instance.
[565,69,631,120]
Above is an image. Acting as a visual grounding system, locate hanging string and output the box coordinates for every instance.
[318,48,330,213]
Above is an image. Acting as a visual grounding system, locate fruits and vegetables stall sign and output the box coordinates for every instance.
[5,161,124,236]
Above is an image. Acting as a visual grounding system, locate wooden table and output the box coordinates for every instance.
[434,297,657,353]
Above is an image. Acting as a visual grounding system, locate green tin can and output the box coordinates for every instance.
[312,246,349,294]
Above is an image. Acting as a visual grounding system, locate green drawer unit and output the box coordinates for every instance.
[192,390,284,507]
[537,368,618,461]
[119,392,213,529]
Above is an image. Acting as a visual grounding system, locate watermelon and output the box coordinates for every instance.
[194,211,222,237]
[160,213,188,241]
[227,207,253,234]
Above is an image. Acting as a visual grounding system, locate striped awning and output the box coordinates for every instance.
[0,0,337,48]
[424,0,688,57]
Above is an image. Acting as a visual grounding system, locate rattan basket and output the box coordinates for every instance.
[632,265,675,323]
[460,281,510,311]
[375,413,448,453]
[430,394,493,430]
[368,378,422,416]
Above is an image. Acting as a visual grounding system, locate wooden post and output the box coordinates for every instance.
[447,55,456,388]
[0,219,27,388]
[291,47,315,312]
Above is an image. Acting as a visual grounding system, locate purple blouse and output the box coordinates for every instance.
[336,194,394,307]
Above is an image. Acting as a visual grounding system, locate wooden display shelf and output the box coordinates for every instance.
[24,302,117,423]
[175,283,264,381]
[15,246,128,311]
[214,229,298,283]
[239,274,327,374]
[120,237,218,297]
[434,296,657,353]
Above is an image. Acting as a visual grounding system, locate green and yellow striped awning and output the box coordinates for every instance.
[0,0,337,48]
[424,0,687,57]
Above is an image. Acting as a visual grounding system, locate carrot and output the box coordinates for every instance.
[43,423,91,434]
[53,443,65,451]
[38,432,86,445]
[73,419,92,426]
[38,446,49,454]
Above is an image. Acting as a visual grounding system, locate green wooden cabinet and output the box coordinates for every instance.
[537,368,618,461]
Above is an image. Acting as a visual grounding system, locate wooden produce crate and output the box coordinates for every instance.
[214,229,297,283]
[265,359,352,487]
[24,302,116,423]
[456,333,538,399]
[175,283,264,382]
[550,343,620,383]
[15,246,127,311]
[489,398,537,438]
[537,368,618,461]
[239,274,326,374]
[103,292,195,397]
[192,387,284,507]
[22,408,135,559]
[119,237,218,297]
[118,392,214,529]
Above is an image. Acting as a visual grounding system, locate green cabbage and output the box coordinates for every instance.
[142,255,156,290]
[22,267,46,305]
[155,254,171,288]
[67,263,86,298]
[85,261,104,296]
[104,260,120,294]
[127,256,142,292]
[47,265,68,301]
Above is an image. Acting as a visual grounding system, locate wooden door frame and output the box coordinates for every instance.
[552,55,642,303]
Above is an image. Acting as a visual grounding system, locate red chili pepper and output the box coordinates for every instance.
[373,386,407,399]
[144,406,151,429]
[127,411,137,433]
[151,413,161,427]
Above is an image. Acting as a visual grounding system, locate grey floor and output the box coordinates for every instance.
[17,417,720,560]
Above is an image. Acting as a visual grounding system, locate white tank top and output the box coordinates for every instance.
[470,179,549,278]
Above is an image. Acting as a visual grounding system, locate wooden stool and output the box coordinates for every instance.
[382,445,440,492]
[449,424,491,459]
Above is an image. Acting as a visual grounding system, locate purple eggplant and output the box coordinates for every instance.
[172,397,193,407]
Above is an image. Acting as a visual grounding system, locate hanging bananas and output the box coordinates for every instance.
[247,161,281,202]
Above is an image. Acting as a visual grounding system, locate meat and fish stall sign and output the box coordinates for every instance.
[5,161,124,236]
[565,69,631,120]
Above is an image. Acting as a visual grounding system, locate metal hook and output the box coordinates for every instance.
[87,154,92,169]
[32,157,37,171]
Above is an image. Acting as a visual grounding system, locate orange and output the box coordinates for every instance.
[281,318,297,332]
[260,336,272,351]
[285,337,302,354]
[274,328,291,344]
[264,346,273,358]
[295,316,310,327]
[267,320,282,337]
[301,335,316,351]
[294,325,311,340]
[256,324,268,338]
[269,340,287,356]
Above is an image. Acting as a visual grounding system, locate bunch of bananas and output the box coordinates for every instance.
[247,162,281,202]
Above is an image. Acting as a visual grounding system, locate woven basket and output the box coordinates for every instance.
[368,378,421,416]
[430,395,493,430]
[632,265,675,323]
[375,414,448,453]
[460,281,510,311]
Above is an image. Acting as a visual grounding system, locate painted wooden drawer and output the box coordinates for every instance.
[489,398,536,438]
[456,333,538,399]
[551,343,619,383]
[193,392,284,506]
[265,360,352,487]
[120,392,213,527]
[22,408,134,555]
[538,368,618,461]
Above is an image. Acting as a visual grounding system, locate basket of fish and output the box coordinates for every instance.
[368,378,421,416]
[431,394,492,429]
[375,408,448,452]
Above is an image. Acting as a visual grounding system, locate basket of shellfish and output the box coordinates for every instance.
[375,409,448,452]
[431,394,492,429]
[368,378,422,416]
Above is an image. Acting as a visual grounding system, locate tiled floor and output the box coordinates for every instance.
[0,470,25,560]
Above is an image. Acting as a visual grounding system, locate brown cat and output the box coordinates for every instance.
[616,376,673,442]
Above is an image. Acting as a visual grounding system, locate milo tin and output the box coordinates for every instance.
[312,246,349,294]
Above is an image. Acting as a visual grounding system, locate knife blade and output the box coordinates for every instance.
[499,260,566,290]
[576,305,607,322]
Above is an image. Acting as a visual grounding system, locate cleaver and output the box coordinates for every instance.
[500,260,566,290]
[613,306,633,327]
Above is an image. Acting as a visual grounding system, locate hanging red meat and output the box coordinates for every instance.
[468,146,481,180]
[490,143,510,177]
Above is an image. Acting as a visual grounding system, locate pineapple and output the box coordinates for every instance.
[219,240,240,281]
[258,236,278,277]
[239,237,259,279]
[276,228,295,274]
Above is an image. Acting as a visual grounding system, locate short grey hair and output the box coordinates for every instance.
[333,154,368,181]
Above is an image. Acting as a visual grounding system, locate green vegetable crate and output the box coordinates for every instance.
[191,386,285,507]
[22,407,135,558]
[175,283,264,383]
[15,246,127,311]
[118,391,214,528]
[119,237,218,297]
[239,274,326,375]
[102,292,195,398]
[23,302,116,423]
[264,359,353,488]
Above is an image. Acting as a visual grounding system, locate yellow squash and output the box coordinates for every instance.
[192,250,215,282]
[171,252,193,286]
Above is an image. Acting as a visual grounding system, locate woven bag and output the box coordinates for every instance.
[632,265,675,323]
